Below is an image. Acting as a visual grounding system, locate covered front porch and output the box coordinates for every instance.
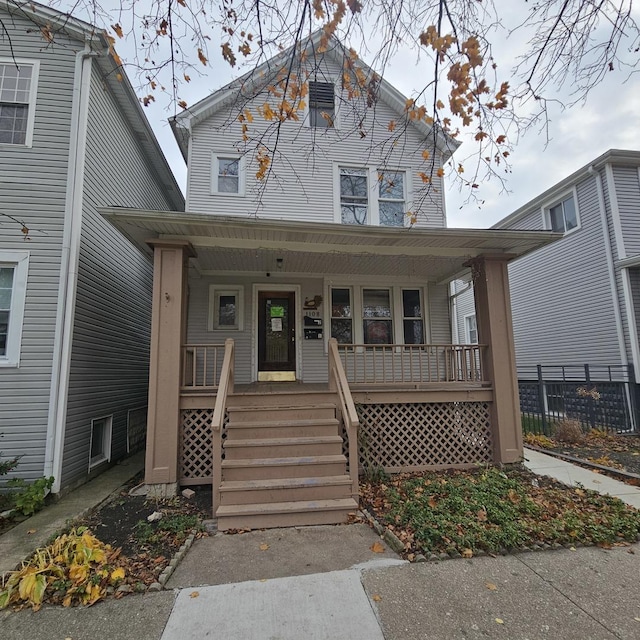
[103,209,559,528]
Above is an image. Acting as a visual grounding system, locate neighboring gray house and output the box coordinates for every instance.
[453,149,640,425]
[0,1,184,494]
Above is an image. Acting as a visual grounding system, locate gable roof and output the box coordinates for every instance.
[170,30,460,163]
[0,0,184,211]
[492,149,640,230]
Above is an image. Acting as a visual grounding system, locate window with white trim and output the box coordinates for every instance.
[309,81,335,128]
[402,289,424,344]
[378,171,406,227]
[464,313,478,344]
[362,288,393,344]
[208,286,244,330]
[0,60,38,146]
[330,287,352,343]
[89,416,112,469]
[546,194,578,233]
[212,154,243,195]
[0,251,29,367]
[340,167,368,225]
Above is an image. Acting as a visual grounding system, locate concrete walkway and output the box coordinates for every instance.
[523,447,640,508]
[0,452,144,576]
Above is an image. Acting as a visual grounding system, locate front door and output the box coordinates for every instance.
[257,291,296,381]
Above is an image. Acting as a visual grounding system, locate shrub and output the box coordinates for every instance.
[553,419,584,444]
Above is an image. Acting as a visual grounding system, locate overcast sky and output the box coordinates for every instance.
[70,1,640,229]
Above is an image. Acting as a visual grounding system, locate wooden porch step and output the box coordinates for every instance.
[223,435,343,459]
[219,475,352,505]
[226,418,340,439]
[216,498,358,530]
[221,455,347,481]
[227,391,336,408]
[227,404,337,423]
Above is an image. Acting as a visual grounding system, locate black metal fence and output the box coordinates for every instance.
[519,364,639,435]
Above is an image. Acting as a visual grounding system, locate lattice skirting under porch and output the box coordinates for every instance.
[355,402,493,471]
[179,409,228,485]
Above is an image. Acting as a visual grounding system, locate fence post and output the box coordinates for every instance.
[585,364,596,430]
[537,364,548,435]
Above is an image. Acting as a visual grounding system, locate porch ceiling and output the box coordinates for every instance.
[101,208,562,282]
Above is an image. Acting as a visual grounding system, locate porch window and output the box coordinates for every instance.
[0,61,38,146]
[309,81,335,128]
[209,286,244,331]
[0,251,29,367]
[330,288,352,343]
[546,194,578,233]
[212,154,243,194]
[465,313,478,344]
[378,171,405,227]
[340,168,368,225]
[89,415,112,469]
[362,288,392,344]
[402,289,423,344]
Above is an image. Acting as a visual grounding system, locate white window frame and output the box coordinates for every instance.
[399,288,425,344]
[0,59,40,148]
[333,164,411,227]
[329,286,354,344]
[542,189,580,235]
[464,313,478,345]
[378,170,408,228]
[89,415,113,470]
[0,251,29,367]
[208,285,244,331]
[304,77,340,129]
[211,153,245,196]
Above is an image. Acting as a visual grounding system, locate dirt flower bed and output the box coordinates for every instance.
[361,466,640,560]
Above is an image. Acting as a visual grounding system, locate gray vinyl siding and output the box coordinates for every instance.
[506,173,622,370]
[187,56,446,227]
[60,62,176,488]
[452,280,476,344]
[612,165,640,257]
[0,19,78,481]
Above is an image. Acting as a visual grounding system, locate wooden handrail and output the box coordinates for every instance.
[328,337,360,500]
[211,338,234,513]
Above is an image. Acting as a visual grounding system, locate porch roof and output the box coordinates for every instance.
[102,208,562,282]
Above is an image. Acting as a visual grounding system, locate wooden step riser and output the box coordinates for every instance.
[224,442,343,459]
[222,461,346,481]
[226,424,339,440]
[219,483,352,505]
[216,508,354,531]
[227,407,336,423]
[228,393,336,409]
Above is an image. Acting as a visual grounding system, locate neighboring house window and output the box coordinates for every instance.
[212,155,243,194]
[208,286,244,330]
[330,288,352,343]
[309,81,335,127]
[0,251,29,367]
[0,60,38,146]
[465,314,478,344]
[547,194,578,233]
[378,171,406,227]
[402,289,424,344]
[362,288,392,344]
[89,416,112,469]
[340,168,368,225]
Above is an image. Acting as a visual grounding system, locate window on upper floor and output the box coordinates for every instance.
[378,171,406,227]
[464,313,478,344]
[340,167,368,224]
[212,154,243,195]
[0,251,29,367]
[309,81,335,128]
[0,60,38,146]
[546,194,578,233]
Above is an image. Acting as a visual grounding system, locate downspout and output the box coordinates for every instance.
[43,45,96,493]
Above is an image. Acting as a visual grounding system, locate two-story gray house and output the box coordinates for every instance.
[105,31,556,529]
[453,149,640,428]
[0,1,183,494]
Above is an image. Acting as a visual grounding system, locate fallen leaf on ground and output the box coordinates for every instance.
[190,591,199,598]
[486,582,497,591]
[27,529,36,534]
[462,548,473,558]
[495,618,504,624]
[259,543,269,551]
[574,488,585,497]
[370,542,385,553]
[372,594,382,602]
[428,496,438,508]
[634,617,640,622]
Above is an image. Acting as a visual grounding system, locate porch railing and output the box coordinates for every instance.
[212,339,234,512]
[181,343,225,391]
[328,338,359,499]
[337,343,487,385]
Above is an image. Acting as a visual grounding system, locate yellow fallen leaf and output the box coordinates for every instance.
[575,488,586,497]
[370,542,385,553]
[495,618,504,624]
[461,548,473,558]
[486,582,497,591]
[569,547,576,552]
[259,543,269,551]
[634,617,640,622]
[372,594,382,602]
[27,529,36,534]
[190,591,199,598]
[259,579,267,582]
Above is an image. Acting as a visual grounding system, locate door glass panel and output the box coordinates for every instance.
[265,297,289,363]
